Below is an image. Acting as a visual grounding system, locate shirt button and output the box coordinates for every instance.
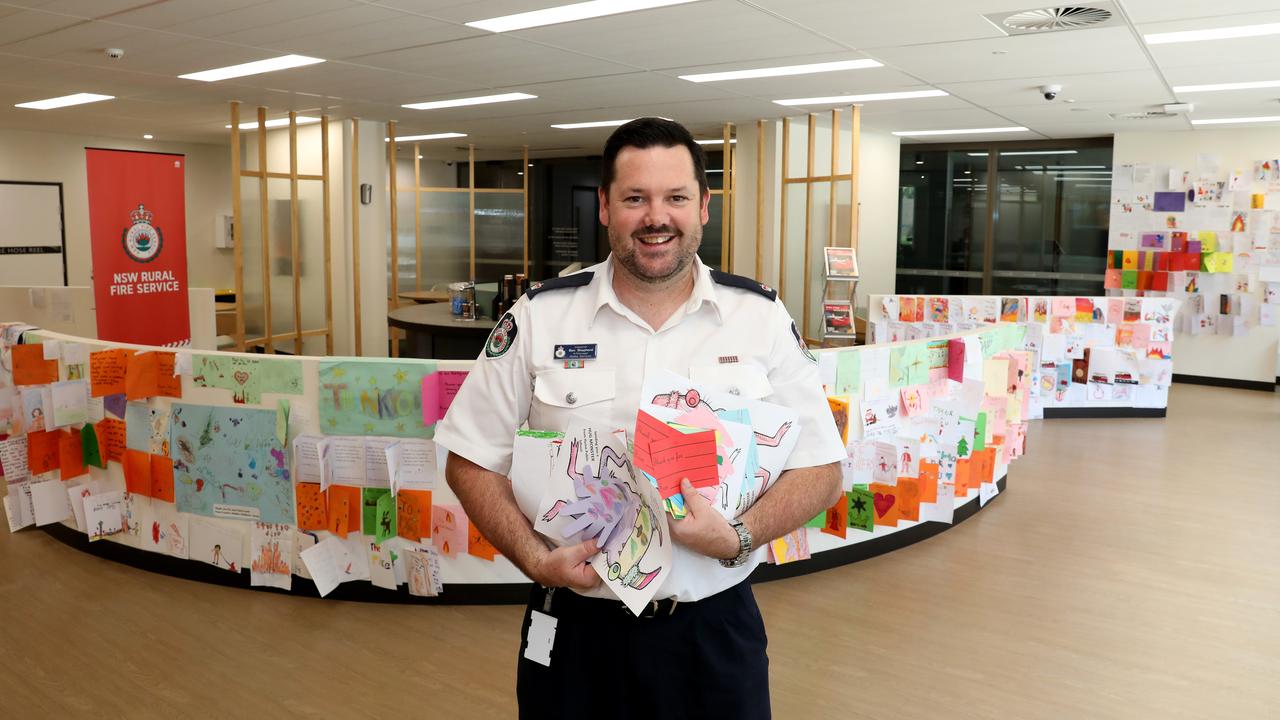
[728,387,740,395]
[565,392,578,405]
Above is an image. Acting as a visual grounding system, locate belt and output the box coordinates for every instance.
[540,586,682,620]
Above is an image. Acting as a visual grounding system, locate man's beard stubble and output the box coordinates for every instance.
[608,224,701,285]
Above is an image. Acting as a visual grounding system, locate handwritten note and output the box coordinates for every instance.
[421,370,468,425]
[632,410,719,499]
[90,349,130,397]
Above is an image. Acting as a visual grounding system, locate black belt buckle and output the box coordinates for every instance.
[631,597,679,619]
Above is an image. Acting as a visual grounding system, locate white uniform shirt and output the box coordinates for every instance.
[434,256,845,602]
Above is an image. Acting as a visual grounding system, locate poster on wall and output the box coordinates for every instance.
[85,148,190,347]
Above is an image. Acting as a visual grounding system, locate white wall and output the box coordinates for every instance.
[855,130,902,313]
[0,128,233,292]
[1113,128,1280,384]
[0,286,216,350]
[344,119,389,357]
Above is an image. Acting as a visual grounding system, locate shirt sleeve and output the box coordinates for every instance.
[764,299,847,470]
[433,296,534,476]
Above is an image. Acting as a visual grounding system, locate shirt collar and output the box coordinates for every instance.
[588,254,724,329]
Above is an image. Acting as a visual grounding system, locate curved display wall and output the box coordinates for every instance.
[1,320,1028,603]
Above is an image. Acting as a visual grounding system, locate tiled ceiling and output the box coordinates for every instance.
[0,0,1277,155]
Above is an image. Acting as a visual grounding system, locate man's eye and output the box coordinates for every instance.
[625,196,643,204]
[670,195,688,203]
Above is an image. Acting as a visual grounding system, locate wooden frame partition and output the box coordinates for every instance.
[229,102,336,355]
[774,106,861,341]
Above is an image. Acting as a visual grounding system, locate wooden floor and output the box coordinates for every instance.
[2,383,1278,719]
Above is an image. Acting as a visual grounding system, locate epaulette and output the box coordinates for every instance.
[526,271,594,299]
[709,269,777,302]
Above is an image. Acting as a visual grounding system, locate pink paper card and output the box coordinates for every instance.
[421,370,469,425]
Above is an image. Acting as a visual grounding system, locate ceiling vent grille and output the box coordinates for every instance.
[1109,111,1177,121]
[984,3,1121,35]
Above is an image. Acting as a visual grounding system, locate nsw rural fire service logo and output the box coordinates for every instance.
[122,203,163,263]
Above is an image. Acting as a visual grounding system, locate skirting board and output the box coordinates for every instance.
[39,477,1008,606]
[1172,373,1276,393]
[1043,407,1166,419]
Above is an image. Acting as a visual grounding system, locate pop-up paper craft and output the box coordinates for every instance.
[632,409,718,499]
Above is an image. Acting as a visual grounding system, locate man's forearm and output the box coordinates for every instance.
[738,462,842,547]
[444,452,550,582]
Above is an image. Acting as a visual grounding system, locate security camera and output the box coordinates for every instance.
[105,48,124,59]
[1041,84,1062,101]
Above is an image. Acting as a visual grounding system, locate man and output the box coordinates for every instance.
[435,117,844,719]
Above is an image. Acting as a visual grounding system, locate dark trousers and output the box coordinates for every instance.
[516,582,770,720]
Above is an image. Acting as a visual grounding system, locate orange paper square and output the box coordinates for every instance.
[954,458,972,496]
[820,495,848,539]
[918,461,939,504]
[896,478,921,522]
[154,352,182,397]
[27,429,61,475]
[59,428,87,480]
[295,483,328,531]
[467,520,500,561]
[396,489,432,542]
[868,482,901,527]
[96,418,126,463]
[327,485,361,538]
[124,448,152,497]
[12,344,58,386]
[150,453,175,503]
[971,447,996,485]
[125,351,160,400]
[90,348,131,397]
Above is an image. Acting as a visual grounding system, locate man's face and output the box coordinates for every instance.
[599,144,710,284]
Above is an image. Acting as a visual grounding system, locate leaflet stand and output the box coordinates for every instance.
[821,247,859,344]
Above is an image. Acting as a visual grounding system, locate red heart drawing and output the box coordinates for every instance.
[233,370,250,386]
[873,492,895,517]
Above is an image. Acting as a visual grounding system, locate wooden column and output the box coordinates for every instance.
[230,102,245,351]
[257,106,273,353]
[802,114,815,339]
[779,117,790,297]
[351,118,362,356]
[322,115,334,355]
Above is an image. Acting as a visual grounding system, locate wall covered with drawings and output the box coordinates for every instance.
[1,318,1033,600]
[1110,129,1280,384]
[868,295,1177,413]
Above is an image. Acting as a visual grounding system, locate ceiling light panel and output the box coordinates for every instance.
[892,126,1029,137]
[775,89,947,106]
[226,116,322,130]
[180,54,324,82]
[15,93,114,110]
[1190,115,1280,125]
[388,133,468,142]
[467,0,699,33]
[679,58,882,83]
[402,92,536,110]
[551,119,634,129]
[1173,79,1280,93]
[1145,21,1280,45]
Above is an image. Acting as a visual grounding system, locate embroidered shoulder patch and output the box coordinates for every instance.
[486,312,518,358]
[791,320,816,363]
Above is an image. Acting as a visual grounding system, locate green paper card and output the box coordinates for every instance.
[82,422,104,468]
[374,491,396,543]
[834,350,861,396]
[319,359,437,437]
[848,486,875,532]
[363,488,391,537]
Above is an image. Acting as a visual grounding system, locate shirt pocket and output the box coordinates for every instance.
[532,367,617,417]
[688,364,773,400]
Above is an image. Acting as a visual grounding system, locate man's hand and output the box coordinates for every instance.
[531,539,602,591]
[669,479,740,560]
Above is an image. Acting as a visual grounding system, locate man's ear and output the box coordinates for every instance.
[700,189,711,225]
[598,187,610,227]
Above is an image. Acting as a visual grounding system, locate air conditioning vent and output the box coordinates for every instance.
[1109,111,1177,120]
[985,3,1121,35]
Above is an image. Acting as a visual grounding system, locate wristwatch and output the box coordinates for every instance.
[719,519,754,568]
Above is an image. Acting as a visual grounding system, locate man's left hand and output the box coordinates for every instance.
[669,478,740,560]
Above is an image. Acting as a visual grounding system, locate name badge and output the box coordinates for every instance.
[553,344,597,361]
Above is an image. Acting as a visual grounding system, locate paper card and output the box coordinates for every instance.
[189,518,244,572]
[896,478,921,522]
[431,504,468,557]
[421,370,468,426]
[871,441,898,484]
[85,490,125,541]
[26,430,60,475]
[150,453,175,503]
[300,536,353,597]
[294,482,327,530]
[30,479,73,526]
[1,435,31,485]
[59,427,86,480]
[193,354,304,406]
[250,522,293,590]
[5,483,35,531]
[820,495,848,539]
[96,418,126,463]
[868,482,901,527]
[768,528,811,564]
[169,403,290,524]
[632,410,718,498]
[50,380,88,428]
[372,489,396,543]
[468,520,499,561]
[920,481,956,524]
[125,351,160,400]
[396,489,432,542]
[848,485,875,532]
[292,435,326,485]
[12,344,58,386]
[363,436,395,489]
[291,530,317,579]
[979,480,1000,507]
[89,349,130,397]
[66,482,91,532]
[368,541,397,590]
[405,546,443,597]
[123,448,152,497]
[317,359,432,436]
[103,393,127,419]
[326,485,361,537]
[860,395,900,440]
[385,438,438,493]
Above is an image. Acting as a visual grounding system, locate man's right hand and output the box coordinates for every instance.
[532,539,602,590]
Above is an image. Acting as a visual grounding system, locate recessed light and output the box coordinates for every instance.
[143,134,153,139]
[695,139,737,145]
[386,132,468,141]
[402,92,536,110]
[15,93,114,110]
[1190,115,1280,125]
[1173,79,1280,93]
[551,119,633,129]
[679,59,882,83]
[1145,21,1280,45]
[467,0,698,33]
[774,89,947,106]
[180,54,324,82]
[226,116,322,130]
[966,150,1077,157]
[893,126,1028,137]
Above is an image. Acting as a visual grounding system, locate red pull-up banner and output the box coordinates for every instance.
[85,148,190,347]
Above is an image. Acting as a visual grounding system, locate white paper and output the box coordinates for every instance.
[66,482,89,532]
[368,541,397,590]
[41,340,61,361]
[1,435,31,486]
[51,380,89,428]
[326,436,366,486]
[300,536,353,597]
[405,545,443,597]
[979,481,1000,507]
[523,610,557,667]
[173,351,193,377]
[85,490,125,541]
[30,479,73,525]
[386,438,438,496]
[4,482,35,531]
[292,434,326,484]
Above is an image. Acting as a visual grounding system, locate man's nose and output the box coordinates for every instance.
[643,202,671,228]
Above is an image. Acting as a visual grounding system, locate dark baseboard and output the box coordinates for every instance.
[1044,407,1166,419]
[1172,373,1276,393]
[40,476,1009,605]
